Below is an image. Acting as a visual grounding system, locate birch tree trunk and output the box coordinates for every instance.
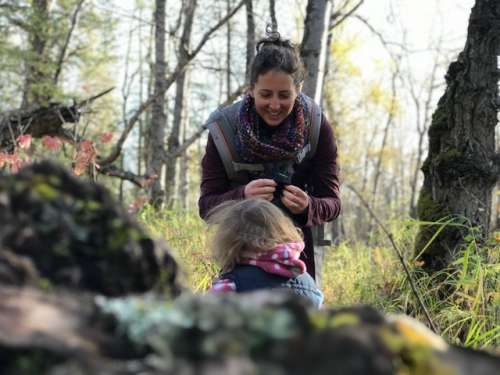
[300,0,333,104]
[177,71,192,210]
[147,0,167,207]
[415,0,500,270]
[164,0,197,208]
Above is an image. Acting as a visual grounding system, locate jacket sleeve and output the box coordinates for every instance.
[198,133,246,219]
[303,116,341,227]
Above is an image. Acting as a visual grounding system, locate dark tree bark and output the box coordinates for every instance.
[21,0,50,108]
[245,0,255,83]
[269,0,277,32]
[164,0,197,208]
[300,0,333,104]
[415,0,500,270]
[146,0,168,207]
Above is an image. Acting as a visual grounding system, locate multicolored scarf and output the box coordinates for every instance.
[235,93,310,162]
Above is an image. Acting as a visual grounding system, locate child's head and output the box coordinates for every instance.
[207,199,303,272]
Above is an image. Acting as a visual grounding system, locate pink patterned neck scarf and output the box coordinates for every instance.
[238,241,306,278]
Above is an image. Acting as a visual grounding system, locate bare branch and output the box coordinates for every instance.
[98,164,156,188]
[161,83,246,161]
[97,0,245,167]
[53,0,85,85]
[329,0,364,31]
[76,87,115,109]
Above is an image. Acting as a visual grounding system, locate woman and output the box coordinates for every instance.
[198,31,341,281]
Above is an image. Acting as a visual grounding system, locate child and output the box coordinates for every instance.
[207,198,323,309]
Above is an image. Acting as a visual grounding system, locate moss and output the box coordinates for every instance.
[428,105,448,137]
[32,182,58,200]
[328,313,360,328]
[414,189,454,269]
[416,190,448,222]
[107,225,131,251]
[38,277,53,292]
[379,327,454,375]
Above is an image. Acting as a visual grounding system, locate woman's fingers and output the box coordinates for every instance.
[244,179,276,198]
[281,185,309,213]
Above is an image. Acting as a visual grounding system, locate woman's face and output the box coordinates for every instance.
[250,69,299,127]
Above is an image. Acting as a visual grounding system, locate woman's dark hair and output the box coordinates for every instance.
[250,27,305,87]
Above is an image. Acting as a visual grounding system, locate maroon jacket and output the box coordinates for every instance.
[198,115,341,278]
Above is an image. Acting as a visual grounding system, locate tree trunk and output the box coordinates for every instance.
[164,0,197,208]
[415,0,500,270]
[226,0,232,101]
[269,0,277,32]
[147,0,167,207]
[21,0,51,108]
[299,0,333,104]
[177,72,191,210]
[245,0,255,83]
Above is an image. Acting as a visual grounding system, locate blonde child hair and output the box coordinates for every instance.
[207,199,303,273]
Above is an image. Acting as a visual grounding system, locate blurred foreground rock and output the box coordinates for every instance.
[0,161,179,296]
[0,161,498,375]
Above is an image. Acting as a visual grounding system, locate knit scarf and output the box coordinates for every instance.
[209,241,307,293]
[239,241,306,278]
[235,93,309,162]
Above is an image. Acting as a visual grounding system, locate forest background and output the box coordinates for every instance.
[0,0,498,349]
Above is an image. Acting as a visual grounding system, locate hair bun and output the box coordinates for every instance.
[256,24,294,53]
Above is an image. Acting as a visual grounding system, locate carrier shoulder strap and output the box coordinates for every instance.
[296,95,322,164]
[308,97,322,160]
[206,96,322,181]
[206,102,264,182]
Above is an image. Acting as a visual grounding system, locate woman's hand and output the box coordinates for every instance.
[281,185,309,214]
[244,179,276,201]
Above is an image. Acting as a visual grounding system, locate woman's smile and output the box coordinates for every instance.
[250,69,299,127]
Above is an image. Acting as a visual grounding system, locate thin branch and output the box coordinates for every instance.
[98,164,156,188]
[76,87,115,109]
[161,83,246,161]
[98,0,245,167]
[353,14,408,53]
[345,183,439,334]
[329,0,364,31]
[53,0,85,85]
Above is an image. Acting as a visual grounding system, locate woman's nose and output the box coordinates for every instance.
[269,97,280,110]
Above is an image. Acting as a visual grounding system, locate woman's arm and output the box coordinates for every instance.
[198,134,246,219]
[303,116,341,227]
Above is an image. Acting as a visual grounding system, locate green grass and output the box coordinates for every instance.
[138,206,499,350]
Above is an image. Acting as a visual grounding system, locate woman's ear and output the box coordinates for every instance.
[248,86,255,97]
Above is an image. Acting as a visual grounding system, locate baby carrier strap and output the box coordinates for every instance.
[206,101,265,184]
[205,95,322,179]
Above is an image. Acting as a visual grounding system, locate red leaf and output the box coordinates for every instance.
[17,134,32,150]
[128,196,148,213]
[42,136,62,151]
[100,132,113,144]
[0,152,9,168]
[73,139,97,176]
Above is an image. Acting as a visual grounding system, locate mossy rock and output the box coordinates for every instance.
[93,292,500,374]
[0,161,180,296]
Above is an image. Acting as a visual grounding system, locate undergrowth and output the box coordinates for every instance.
[138,206,499,350]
